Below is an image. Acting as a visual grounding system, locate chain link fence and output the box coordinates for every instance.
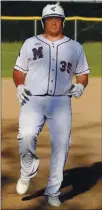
[1,17,102,43]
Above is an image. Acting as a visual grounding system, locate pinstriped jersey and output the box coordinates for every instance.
[14,34,90,95]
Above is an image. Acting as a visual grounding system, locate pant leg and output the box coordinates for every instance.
[17,98,45,180]
[44,96,71,196]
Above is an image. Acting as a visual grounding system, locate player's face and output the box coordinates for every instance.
[44,17,63,36]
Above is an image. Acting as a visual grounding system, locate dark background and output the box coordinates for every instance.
[1,1,102,42]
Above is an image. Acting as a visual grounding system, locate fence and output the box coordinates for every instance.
[1,16,102,42]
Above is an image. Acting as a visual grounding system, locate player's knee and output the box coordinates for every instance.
[17,127,39,139]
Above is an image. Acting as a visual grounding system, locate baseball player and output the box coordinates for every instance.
[13,2,90,207]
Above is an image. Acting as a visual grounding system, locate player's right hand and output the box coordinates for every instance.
[17,84,32,104]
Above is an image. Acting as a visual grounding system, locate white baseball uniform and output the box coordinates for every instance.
[14,34,90,196]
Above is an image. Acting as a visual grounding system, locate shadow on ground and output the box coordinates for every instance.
[22,161,102,203]
[2,120,102,209]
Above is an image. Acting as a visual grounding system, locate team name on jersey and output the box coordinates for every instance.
[32,46,43,60]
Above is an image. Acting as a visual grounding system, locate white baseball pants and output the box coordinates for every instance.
[17,96,72,196]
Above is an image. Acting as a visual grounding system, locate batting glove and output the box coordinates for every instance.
[17,84,32,104]
[68,83,85,99]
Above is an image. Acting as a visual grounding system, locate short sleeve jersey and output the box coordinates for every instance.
[14,34,90,95]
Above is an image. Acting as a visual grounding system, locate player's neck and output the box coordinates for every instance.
[42,33,65,42]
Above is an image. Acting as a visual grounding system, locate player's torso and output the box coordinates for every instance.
[25,35,78,95]
[27,35,77,73]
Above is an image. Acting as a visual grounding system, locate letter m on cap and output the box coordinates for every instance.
[32,47,43,60]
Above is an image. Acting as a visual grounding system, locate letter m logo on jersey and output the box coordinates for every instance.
[32,47,43,60]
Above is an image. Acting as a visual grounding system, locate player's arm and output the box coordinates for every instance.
[76,73,88,87]
[13,70,26,87]
[13,41,32,104]
[69,46,90,99]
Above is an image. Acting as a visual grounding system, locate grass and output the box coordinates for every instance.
[83,42,102,76]
[1,42,23,78]
[1,42,102,77]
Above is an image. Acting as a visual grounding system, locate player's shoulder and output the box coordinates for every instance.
[69,38,83,50]
[23,36,40,45]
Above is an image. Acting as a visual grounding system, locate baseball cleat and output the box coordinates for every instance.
[47,196,61,207]
[16,178,30,195]
[16,157,40,195]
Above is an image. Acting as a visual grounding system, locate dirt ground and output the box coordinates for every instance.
[1,78,102,210]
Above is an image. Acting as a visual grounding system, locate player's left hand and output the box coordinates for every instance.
[69,83,85,99]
